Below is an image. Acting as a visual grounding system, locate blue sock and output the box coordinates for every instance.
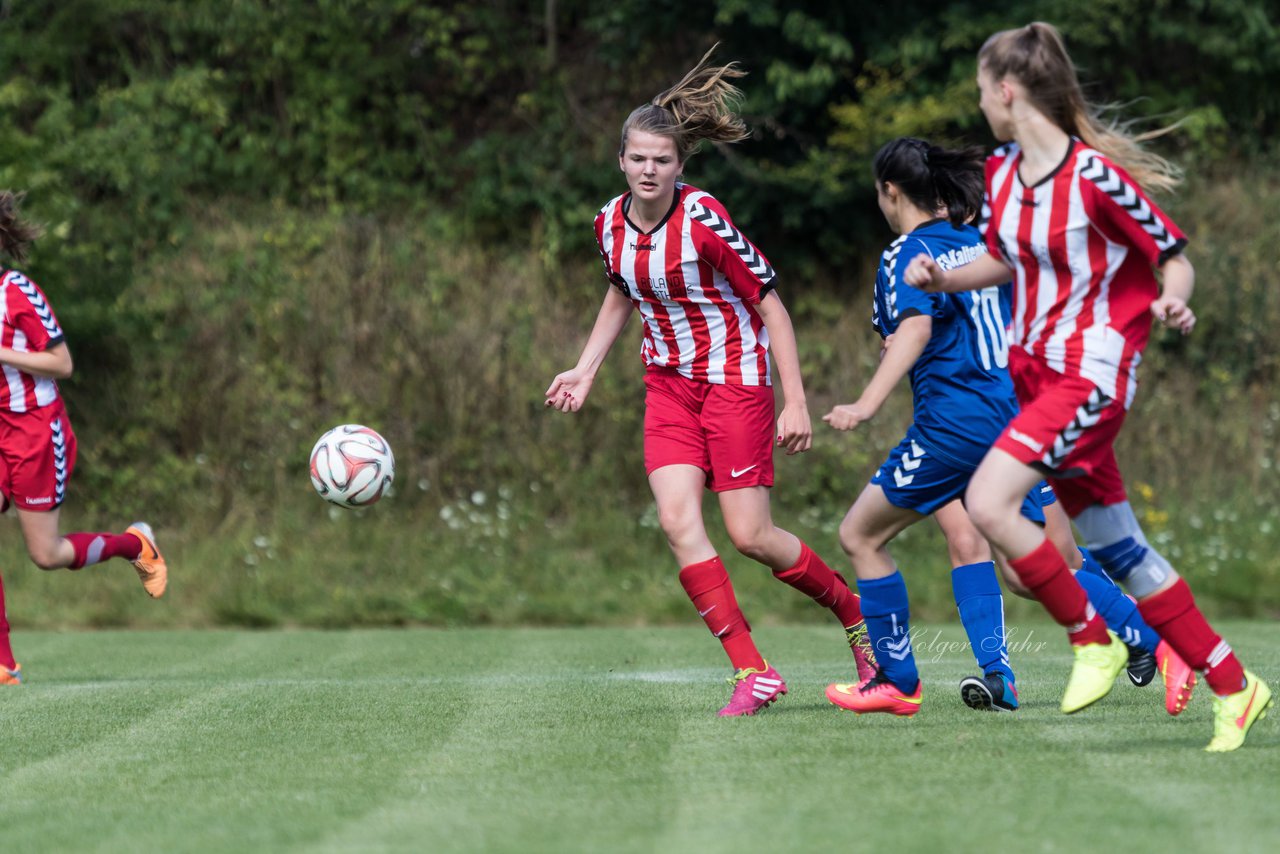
[857,572,918,692]
[950,562,1014,684]
[1075,549,1160,653]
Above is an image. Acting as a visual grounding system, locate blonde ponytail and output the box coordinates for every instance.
[620,44,750,162]
[980,22,1182,193]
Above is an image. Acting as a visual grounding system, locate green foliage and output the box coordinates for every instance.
[0,2,1277,627]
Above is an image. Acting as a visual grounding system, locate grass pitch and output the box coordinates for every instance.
[1,622,1276,853]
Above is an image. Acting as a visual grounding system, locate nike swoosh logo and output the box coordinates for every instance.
[1235,684,1259,729]
[698,605,716,617]
[895,694,923,705]
[730,465,758,478]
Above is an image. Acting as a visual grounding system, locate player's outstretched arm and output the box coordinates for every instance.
[823,314,932,431]
[1150,252,1196,335]
[755,291,811,455]
[0,342,73,380]
[902,252,1011,293]
[545,287,633,412]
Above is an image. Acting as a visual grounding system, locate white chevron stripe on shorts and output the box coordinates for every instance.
[52,417,67,503]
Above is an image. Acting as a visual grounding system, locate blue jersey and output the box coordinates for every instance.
[872,219,1016,469]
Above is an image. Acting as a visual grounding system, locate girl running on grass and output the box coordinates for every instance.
[902,22,1269,750]
[0,191,167,686]
[544,47,874,716]
[822,138,1190,717]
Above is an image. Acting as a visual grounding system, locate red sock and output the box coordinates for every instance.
[67,531,143,570]
[1138,578,1246,695]
[0,572,15,670]
[679,556,766,672]
[772,541,865,628]
[1009,538,1109,645]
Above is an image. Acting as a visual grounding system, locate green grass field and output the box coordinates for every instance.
[1,622,1276,853]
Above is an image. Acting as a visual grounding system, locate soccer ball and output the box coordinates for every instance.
[309,425,395,508]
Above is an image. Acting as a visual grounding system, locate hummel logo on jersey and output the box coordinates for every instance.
[1080,156,1177,251]
[7,271,62,338]
[689,203,776,287]
[1008,429,1044,453]
[730,464,757,478]
[630,241,655,251]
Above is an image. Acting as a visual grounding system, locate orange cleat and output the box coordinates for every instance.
[126,522,168,598]
[827,670,922,716]
[1,663,22,685]
[1156,640,1195,716]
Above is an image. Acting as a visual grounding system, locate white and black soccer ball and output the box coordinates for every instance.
[309,425,395,508]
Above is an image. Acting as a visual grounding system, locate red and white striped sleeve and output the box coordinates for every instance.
[686,195,777,304]
[3,270,64,351]
[1079,155,1187,267]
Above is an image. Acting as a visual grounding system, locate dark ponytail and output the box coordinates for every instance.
[0,191,42,264]
[872,138,985,227]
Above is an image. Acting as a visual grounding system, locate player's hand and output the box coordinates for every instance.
[544,369,594,412]
[822,401,876,432]
[775,402,812,455]
[1151,295,1196,335]
[902,254,946,291]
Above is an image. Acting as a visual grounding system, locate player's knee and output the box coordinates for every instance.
[963,493,1011,541]
[656,505,701,549]
[944,527,988,566]
[27,544,62,571]
[725,519,770,562]
[837,519,876,562]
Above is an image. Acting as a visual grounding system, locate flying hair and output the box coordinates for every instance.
[873,138,985,227]
[0,191,42,265]
[979,22,1182,193]
[619,44,750,163]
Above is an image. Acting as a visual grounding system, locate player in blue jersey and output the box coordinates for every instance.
[821,137,1027,715]
[822,138,1189,715]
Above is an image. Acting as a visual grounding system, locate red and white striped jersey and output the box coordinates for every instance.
[595,184,776,385]
[983,139,1187,406]
[0,269,64,412]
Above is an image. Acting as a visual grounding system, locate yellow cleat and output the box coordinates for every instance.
[1061,631,1128,713]
[1205,671,1273,753]
[126,522,168,598]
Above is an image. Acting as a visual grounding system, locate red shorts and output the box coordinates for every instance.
[643,367,775,492]
[993,351,1127,517]
[0,400,77,513]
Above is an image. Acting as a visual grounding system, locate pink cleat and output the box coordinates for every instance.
[1156,640,1196,716]
[827,670,922,716]
[846,620,878,684]
[718,663,787,717]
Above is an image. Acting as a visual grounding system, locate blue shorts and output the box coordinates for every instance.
[871,431,1045,523]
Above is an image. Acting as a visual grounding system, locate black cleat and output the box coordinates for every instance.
[960,672,1019,711]
[1126,645,1157,686]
